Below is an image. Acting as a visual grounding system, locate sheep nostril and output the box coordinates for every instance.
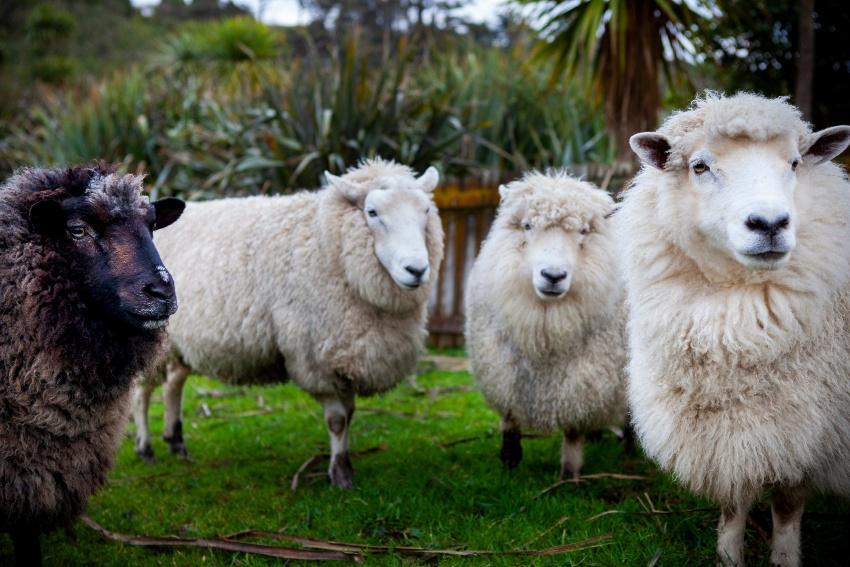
[541,268,567,284]
[745,213,790,236]
[405,265,427,279]
[144,281,174,301]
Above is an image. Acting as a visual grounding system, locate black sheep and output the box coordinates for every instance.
[0,165,184,566]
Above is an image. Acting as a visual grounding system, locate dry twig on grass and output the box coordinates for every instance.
[226,530,613,558]
[290,444,387,492]
[81,516,362,562]
[535,473,649,498]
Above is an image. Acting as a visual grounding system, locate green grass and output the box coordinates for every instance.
[2,357,848,565]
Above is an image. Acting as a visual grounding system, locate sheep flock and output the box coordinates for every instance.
[2,92,850,566]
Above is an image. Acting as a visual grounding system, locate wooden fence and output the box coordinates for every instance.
[426,165,635,347]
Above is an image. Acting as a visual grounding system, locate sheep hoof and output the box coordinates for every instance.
[135,444,156,463]
[559,464,580,481]
[499,430,522,470]
[328,454,354,488]
[168,442,190,459]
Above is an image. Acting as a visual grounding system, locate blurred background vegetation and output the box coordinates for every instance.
[0,0,847,197]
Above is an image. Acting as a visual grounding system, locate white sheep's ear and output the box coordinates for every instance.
[629,132,671,169]
[416,166,440,193]
[498,184,508,199]
[325,171,364,203]
[803,126,850,165]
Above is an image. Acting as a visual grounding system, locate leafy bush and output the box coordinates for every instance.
[165,17,280,64]
[1,24,612,198]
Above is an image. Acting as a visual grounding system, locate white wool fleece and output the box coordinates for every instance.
[620,93,850,507]
[465,171,627,433]
[148,159,444,397]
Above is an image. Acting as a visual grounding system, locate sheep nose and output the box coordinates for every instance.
[405,264,428,279]
[541,268,567,284]
[144,280,174,301]
[144,268,175,301]
[745,213,790,236]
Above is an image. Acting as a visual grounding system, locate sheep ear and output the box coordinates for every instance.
[629,133,671,169]
[803,126,850,165]
[153,198,185,231]
[498,184,508,199]
[416,166,439,193]
[29,200,65,235]
[325,171,364,203]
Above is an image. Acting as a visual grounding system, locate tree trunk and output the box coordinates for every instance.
[796,0,815,121]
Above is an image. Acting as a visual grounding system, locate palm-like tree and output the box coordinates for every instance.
[515,0,713,159]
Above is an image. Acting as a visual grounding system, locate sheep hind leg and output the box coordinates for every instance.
[162,360,190,458]
[11,527,41,567]
[322,390,355,489]
[560,430,584,481]
[132,377,156,462]
[770,484,806,567]
[499,414,522,470]
[716,497,753,566]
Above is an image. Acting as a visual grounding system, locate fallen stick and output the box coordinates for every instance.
[226,530,613,557]
[81,516,362,563]
[585,507,716,522]
[290,444,387,492]
[536,473,649,498]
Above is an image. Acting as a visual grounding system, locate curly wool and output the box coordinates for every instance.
[149,158,444,396]
[0,166,167,532]
[619,93,850,506]
[465,172,626,432]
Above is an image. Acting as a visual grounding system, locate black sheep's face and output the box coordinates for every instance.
[30,196,186,331]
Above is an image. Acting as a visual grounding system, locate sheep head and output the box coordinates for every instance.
[630,92,850,272]
[28,167,185,331]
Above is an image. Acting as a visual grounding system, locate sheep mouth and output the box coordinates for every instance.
[126,313,172,330]
[535,287,567,299]
[741,250,790,264]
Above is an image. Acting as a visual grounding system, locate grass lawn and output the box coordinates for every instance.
[2,353,848,565]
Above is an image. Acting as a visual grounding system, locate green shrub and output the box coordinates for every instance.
[165,17,280,64]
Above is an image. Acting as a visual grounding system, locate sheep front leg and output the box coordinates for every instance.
[499,413,522,469]
[162,360,190,458]
[560,430,584,480]
[770,484,806,567]
[11,527,41,567]
[716,497,753,566]
[322,388,355,489]
[132,378,156,462]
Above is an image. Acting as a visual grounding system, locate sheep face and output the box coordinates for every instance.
[524,222,583,300]
[496,176,612,304]
[631,125,850,272]
[327,167,439,290]
[30,190,185,331]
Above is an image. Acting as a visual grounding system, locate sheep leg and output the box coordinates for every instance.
[162,359,190,458]
[622,420,637,454]
[499,414,522,469]
[132,378,156,462]
[560,430,584,480]
[770,484,806,567]
[11,527,41,567]
[716,498,753,566]
[322,389,355,489]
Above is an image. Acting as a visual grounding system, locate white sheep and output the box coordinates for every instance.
[133,158,444,488]
[465,171,627,479]
[623,92,850,566]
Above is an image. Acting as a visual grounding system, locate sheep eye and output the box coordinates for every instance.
[692,161,709,175]
[68,225,87,239]
[522,221,532,231]
[367,209,378,218]
[791,158,800,171]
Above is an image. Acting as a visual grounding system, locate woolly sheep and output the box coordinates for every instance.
[133,158,444,488]
[623,92,850,566]
[465,171,627,479]
[0,165,184,566]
